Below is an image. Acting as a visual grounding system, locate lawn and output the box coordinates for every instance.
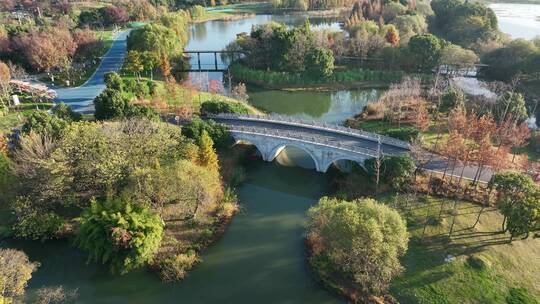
[382,194,540,303]
[0,102,54,133]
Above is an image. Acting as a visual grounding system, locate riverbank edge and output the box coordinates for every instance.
[305,237,382,304]
[228,66,400,91]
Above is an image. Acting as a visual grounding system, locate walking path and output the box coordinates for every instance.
[54,31,129,114]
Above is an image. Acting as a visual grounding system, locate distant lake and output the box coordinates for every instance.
[490,3,540,39]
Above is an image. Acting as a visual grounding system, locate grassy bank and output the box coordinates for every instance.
[383,195,540,303]
[229,64,421,90]
[0,102,54,133]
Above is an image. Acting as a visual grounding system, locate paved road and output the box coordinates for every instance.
[54,31,129,114]
[215,117,494,183]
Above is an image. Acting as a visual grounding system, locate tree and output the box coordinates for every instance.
[306,197,408,296]
[494,92,528,123]
[0,248,39,301]
[505,191,540,240]
[75,197,164,274]
[482,39,538,81]
[181,117,231,150]
[141,51,159,80]
[104,72,124,91]
[305,47,335,78]
[440,44,479,72]
[407,34,443,72]
[366,154,416,190]
[100,5,128,26]
[51,102,82,122]
[489,172,538,235]
[94,88,129,120]
[22,111,68,139]
[198,130,219,170]
[125,51,144,79]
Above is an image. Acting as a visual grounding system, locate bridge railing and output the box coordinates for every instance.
[208,113,410,150]
[230,125,383,158]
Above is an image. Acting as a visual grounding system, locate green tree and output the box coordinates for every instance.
[141,51,159,80]
[495,92,528,123]
[75,197,164,274]
[407,34,444,72]
[22,111,68,139]
[482,39,539,81]
[489,172,539,235]
[51,102,82,122]
[0,248,39,302]
[94,88,129,120]
[127,24,181,59]
[306,197,408,295]
[365,154,416,190]
[305,47,335,78]
[104,72,124,91]
[181,117,231,150]
[198,130,219,170]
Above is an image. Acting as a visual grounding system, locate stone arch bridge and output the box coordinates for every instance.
[209,114,410,173]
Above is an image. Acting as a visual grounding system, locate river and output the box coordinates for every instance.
[489,3,540,39]
[6,5,536,303]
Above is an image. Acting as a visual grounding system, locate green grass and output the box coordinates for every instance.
[380,195,540,303]
[0,103,54,133]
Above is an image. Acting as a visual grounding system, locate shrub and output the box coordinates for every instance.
[506,288,538,304]
[365,154,416,190]
[155,251,200,282]
[22,111,68,139]
[75,197,164,274]
[383,127,419,142]
[528,132,540,153]
[0,248,39,300]
[51,103,82,122]
[200,100,250,115]
[182,117,231,150]
[441,87,465,112]
[12,207,65,241]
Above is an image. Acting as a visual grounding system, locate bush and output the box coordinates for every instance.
[506,288,538,304]
[528,132,540,153]
[155,251,200,282]
[200,100,250,115]
[22,111,68,139]
[75,197,164,274]
[383,127,419,142]
[441,87,465,112]
[12,208,65,241]
[51,103,82,122]
[182,117,231,150]
[365,154,416,190]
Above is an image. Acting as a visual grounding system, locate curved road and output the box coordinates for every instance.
[54,31,129,114]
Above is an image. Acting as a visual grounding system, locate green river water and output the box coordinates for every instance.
[3,4,533,301]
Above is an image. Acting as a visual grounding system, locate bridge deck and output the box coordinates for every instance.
[212,116,409,156]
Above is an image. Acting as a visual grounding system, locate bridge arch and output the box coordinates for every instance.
[321,156,369,173]
[268,143,321,172]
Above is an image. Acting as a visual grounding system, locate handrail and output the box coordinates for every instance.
[208,113,410,150]
[230,126,379,158]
